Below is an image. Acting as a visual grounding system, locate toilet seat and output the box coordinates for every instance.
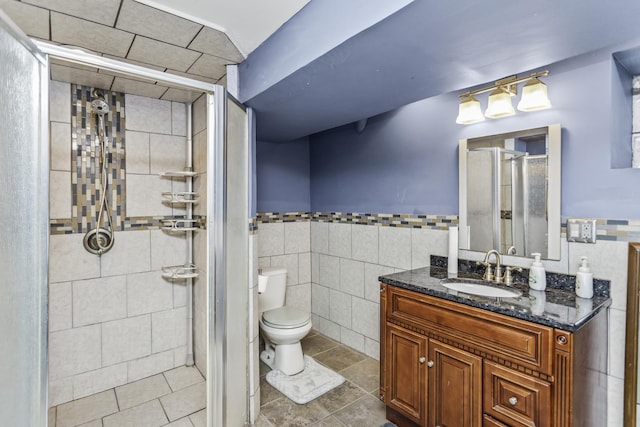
[262,306,310,329]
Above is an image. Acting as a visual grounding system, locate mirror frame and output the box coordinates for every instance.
[458,123,562,260]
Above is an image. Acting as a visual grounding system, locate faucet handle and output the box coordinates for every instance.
[477,261,494,281]
[494,264,504,283]
[502,266,523,285]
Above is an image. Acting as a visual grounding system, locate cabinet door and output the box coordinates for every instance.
[386,324,427,426]
[483,361,551,427]
[428,340,482,427]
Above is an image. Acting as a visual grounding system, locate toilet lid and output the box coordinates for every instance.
[262,306,310,329]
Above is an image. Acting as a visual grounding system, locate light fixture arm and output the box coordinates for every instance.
[459,70,549,99]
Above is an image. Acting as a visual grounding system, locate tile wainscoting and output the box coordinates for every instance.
[256,211,640,427]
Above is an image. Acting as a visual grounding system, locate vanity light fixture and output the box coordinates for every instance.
[485,86,516,118]
[456,70,551,124]
[455,94,484,124]
[517,77,552,111]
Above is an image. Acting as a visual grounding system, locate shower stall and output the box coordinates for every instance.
[466,146,548,257]
[0,11,251,427]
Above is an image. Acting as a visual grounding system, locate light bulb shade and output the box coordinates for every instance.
[456,95,484,124]
[517,78,551,111]
[485,87,515,119]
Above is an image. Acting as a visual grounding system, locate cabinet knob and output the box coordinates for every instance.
[427,360,434,368]
[419,356,426,364]
[508,396,518,406]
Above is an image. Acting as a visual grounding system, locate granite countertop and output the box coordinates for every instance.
[379,266,611,332]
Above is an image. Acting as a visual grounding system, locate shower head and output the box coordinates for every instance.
[91,89,109,115]
[91,98,109,116]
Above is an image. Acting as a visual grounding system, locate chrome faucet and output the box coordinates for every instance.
[502,264,523,285]
[480,249,502,283]
[479,248,524,285]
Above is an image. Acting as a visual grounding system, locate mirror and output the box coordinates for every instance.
[459,124,561,260]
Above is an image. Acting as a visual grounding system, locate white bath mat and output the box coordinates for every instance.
[265,355,345,404]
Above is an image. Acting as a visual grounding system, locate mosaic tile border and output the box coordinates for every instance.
[71,85,126,234]
[256,211,458,229]
[50,216,197,235]
[312,212,458,229]
[591,219,640,242]
[257,212,312,223]
[256,212,640,241]
[53,212,640,242]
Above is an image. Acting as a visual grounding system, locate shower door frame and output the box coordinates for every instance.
[34,41,235,427]
[0,11,49,426]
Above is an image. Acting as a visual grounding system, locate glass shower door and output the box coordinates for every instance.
[467,148,500,252]
[0,11,49,426]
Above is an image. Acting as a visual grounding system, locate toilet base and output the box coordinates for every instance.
[261,342,305,375]
[260,348,276,369]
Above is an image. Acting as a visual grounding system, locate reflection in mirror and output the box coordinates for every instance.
[459,124,561,260]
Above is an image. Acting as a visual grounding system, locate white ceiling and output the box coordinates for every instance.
[137,0,310,56]
[2,0,309,101]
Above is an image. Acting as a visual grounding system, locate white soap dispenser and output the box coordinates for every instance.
[575,256,594,299]
[528,253,547,291]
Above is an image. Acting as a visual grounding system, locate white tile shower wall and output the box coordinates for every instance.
[263,217,629,426]
[49,81,72,221]
[47,86,191,407]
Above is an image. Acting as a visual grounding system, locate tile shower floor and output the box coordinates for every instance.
[47,331,387,427]
[257,330,389,427]
[48,365,207,427]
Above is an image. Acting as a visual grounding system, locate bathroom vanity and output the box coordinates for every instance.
[379,267,610,427]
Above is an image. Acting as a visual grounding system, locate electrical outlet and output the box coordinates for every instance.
[566,218,597,243]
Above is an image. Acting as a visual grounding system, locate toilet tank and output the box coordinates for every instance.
[258,267,287,313]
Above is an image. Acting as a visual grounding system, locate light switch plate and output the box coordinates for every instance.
[566,218,597,243]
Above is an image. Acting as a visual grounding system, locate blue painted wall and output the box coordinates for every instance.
[256,43,640,219]
[307,45,640,219]
[256,138,311,212]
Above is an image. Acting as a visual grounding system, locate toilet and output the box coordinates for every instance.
[258,267,312,375]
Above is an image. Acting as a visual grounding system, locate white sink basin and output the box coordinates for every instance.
[440,279,522,298]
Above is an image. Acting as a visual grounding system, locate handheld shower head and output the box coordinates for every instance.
[91,89,109,115]
[91,98,109,115]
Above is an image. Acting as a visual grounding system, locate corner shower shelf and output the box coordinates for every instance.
[160,171,197,178]
[161,263,198,280]
[161,218,198,231]
[161,191,200,204]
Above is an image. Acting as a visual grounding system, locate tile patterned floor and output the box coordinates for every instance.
[257,330,389,427]
[48,366,206,427]
[47,331,387,427]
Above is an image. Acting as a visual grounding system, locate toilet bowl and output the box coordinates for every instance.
[258,267,312,375]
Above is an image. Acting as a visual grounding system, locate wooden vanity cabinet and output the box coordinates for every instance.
[386,324,427,425]
[428,340,482,427]
[380,284,608,427]
[385,325,482,427]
